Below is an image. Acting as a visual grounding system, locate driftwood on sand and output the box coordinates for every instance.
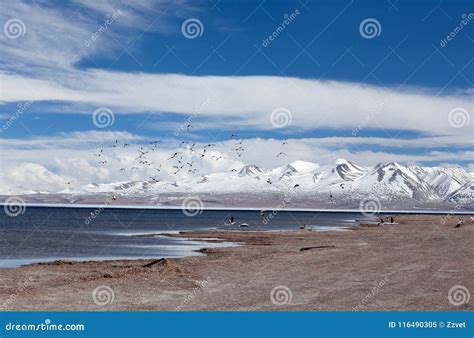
[300,245,336,252]
[142,258,166,268]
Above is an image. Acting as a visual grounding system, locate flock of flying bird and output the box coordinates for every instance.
[65,134,290,187]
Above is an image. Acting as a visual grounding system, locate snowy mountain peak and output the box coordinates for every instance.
[288,160,320,172]
[238,164,265,177]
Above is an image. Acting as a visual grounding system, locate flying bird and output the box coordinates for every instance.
[168,152,179,160]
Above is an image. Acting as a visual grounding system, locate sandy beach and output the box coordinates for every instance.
[0,214,472,311]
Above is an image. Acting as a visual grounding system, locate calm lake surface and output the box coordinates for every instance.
[0,206,374,268]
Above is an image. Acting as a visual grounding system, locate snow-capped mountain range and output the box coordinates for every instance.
[4,159,474,211]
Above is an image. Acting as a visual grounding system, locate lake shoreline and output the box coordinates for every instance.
[0,214,472,311]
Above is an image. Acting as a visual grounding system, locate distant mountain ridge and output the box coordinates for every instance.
[4,159,473,211]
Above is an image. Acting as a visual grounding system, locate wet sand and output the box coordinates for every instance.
[0,215,472,311]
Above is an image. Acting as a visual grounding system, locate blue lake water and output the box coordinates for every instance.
[0,206,374,268]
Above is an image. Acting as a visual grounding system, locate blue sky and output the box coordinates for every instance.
[0,0,472,192]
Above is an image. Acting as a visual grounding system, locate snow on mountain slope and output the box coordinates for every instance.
[447,181,474,206]
[348,162,438,200]
[414,166,472,197]
[53,159,473,208]
[238,165,265,177]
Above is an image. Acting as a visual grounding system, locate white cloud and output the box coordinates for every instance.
[0,0,197,72]
[1,71,472,139]
[1,163,69,193]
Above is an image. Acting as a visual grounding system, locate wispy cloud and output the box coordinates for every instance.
[1,71,472,139]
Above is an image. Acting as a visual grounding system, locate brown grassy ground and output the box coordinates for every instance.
[0,214,472,311]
